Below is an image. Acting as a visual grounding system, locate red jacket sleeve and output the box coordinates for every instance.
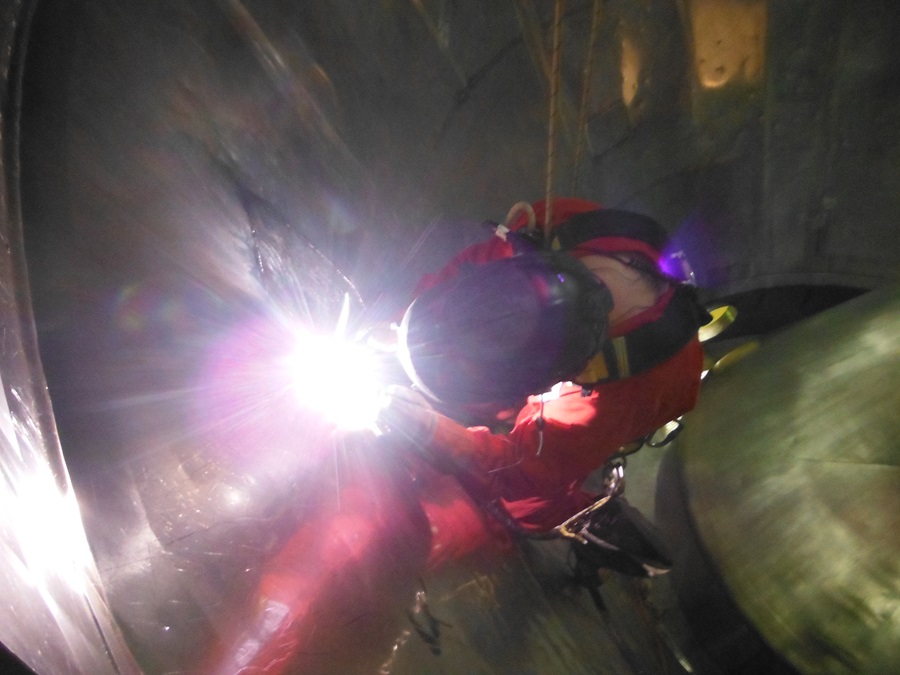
[423,337,704,531]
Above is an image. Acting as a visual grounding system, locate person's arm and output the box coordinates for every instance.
[420,385,625,503]
[376,385,530,482]
[379,382,618,501]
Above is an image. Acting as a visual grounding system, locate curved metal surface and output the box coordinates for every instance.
[0,1,139,673]
[2,0,899,673]
[17,1,665,673]
[677,285,900,673]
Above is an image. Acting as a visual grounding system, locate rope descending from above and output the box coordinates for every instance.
[543,0,566,238]
[573,0,604,195]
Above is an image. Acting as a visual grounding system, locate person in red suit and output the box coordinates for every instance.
[381,197,707,568]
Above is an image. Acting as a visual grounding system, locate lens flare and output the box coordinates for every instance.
[286,330,384,430]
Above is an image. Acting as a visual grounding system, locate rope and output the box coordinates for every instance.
[503,201,537,233]
[573,0,603,195]
[543,0,566,238]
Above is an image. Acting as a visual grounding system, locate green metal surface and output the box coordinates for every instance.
[679,285,900,673]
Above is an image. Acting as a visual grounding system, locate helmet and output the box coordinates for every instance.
[398,251,614,405]
[552,208,695,285]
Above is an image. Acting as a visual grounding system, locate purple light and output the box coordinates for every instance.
[658,252,683,280]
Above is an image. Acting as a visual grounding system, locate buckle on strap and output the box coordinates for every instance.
[555,495,613,544]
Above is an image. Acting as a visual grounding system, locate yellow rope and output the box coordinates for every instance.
[573,0,603,195]
[544,0,566,237]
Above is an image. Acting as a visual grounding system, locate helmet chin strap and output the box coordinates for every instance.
[573,336,632,386]
[574,351,614,385]
[573,283,712,389]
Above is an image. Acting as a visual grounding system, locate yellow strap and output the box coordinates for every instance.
[574,351,610,384]
[612,336,631,377]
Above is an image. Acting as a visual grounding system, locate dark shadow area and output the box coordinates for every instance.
[656,448,800,675]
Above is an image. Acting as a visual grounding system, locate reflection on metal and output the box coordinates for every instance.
[698,304,737,342]
[409,0,468,87]
[677,285,900,673]
[711,339,759,372]
[219,0,360,173]
[620,33,640,108]
[647,418,684,447]
[0,1,140,673]
[684,0,767,89]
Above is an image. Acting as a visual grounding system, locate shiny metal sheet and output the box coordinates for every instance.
[5,0,900,672]
[679,285,900,673]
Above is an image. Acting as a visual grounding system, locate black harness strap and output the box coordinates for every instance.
[598,284,711,382]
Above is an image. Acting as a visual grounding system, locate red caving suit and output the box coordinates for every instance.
[412,197,704,568]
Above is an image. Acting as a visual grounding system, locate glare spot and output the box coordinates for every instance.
[286,329,384,430]
[620,33,641,107]
[687,0,767,89]
[2,471,93,598]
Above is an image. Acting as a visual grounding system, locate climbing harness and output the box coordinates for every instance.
[479,416,681,579]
